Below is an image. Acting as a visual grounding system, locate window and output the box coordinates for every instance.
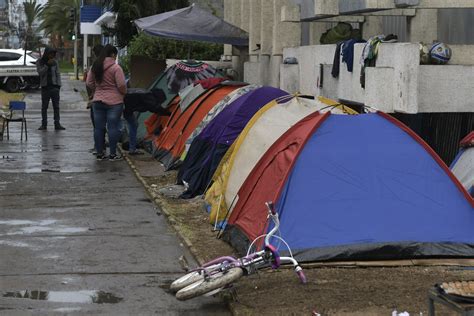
[0,52,23,61]
[28,52,40,60]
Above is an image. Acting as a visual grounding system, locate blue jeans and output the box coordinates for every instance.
[93,102,123,156]
[123,111,138,152]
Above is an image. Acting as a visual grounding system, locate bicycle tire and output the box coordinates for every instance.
[170,271,204,293]
[175,267,243,301]
[170,263,223,292]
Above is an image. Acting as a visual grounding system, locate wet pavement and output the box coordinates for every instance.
[0,77,229,315]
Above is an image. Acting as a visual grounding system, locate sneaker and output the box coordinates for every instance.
[128,150,144,156]
[38,125,47,130]
[92,150,105,156]
[108,154,123,161]
[55,125,66,130]
[96,154,107,161]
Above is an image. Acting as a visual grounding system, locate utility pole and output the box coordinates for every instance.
[69,8,79,80]
[74,18,78,80]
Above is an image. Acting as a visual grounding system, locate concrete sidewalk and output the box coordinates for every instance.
[0,83,229,314]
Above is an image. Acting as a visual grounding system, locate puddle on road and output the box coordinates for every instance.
[53,227,89,234]
[3,290,123,304]
[41,168,61,173]
[6,226,89,235]
[17,226,55,234]
[0,240,32,248]
[0,219,88,236]
[54,307,82,312]
[41,254,60,259]
[0,220,57,226]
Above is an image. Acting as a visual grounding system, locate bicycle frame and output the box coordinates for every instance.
[171,201,306,300]
[186,201,305,281]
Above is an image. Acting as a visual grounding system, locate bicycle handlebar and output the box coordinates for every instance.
[265,201,276,215]
[296,268,307,284]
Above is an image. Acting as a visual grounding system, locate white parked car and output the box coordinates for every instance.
[0,49,40,92]
[0,49,38,67]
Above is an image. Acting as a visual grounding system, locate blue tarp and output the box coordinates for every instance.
[134,5,249,46]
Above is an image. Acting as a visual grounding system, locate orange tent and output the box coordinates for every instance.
[144,95,181,147]
[154,83,244,169]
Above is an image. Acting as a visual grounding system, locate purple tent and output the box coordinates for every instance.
[177,86,288,198]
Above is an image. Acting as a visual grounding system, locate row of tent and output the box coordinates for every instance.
[134,61,474,263]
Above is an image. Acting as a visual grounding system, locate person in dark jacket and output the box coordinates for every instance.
[36,47,65,130]
[123,88,167,155]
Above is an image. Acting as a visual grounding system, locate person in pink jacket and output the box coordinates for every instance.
[86,44,127,161]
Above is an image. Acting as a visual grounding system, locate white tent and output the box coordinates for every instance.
[451,147,474,196]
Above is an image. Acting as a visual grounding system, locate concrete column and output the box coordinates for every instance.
[258,54,271,85]
[272,0,301,56]
[260,0,274,56]
[232,55,241,81]
[224,0,232,23]
[269,55,283,88]
[241,0,250,32]
[223,0,233,57]
[362,16,384,39]
[232,46,249,81]
[407,9,438,43]
[231,0,242,29]
[249,0,262,54]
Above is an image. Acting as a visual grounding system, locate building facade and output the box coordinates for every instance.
[223,0,474,163]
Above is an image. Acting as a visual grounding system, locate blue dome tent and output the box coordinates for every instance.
[224,112,474,262]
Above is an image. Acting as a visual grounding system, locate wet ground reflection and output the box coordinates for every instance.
[3,290,123,304]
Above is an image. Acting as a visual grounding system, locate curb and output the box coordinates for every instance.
[123,154,207,266]
[123,154,239,314]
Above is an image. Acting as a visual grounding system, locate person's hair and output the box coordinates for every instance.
[41,47,57,63]
[91,44,118,83]
[92,44,104,57]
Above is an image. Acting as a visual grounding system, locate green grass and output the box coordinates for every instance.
[0,90,25,106]
[59,60,74,73]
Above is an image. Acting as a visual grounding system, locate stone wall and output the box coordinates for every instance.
[194,0,224,17]
[280,43,474,113]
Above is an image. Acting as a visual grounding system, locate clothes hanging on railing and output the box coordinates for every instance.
[342,39,366,72]
[360,34,398,88]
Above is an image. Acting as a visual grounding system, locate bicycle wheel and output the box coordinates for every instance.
[170,263,222,292]
[170,271,204,293]
[175,267,243,301]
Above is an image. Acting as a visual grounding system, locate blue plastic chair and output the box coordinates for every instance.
[3,101,28,141]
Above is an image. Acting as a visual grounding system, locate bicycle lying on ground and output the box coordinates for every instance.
[170,201,306,300]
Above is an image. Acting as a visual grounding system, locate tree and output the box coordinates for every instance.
[106,0,189,47]
[39,0,80,38]
[23,0,42,64]
[120,33,223,75]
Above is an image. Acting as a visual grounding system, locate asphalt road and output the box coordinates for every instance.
[0,77,229,315]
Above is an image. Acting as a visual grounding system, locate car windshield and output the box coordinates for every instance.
[28,52,40,60]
